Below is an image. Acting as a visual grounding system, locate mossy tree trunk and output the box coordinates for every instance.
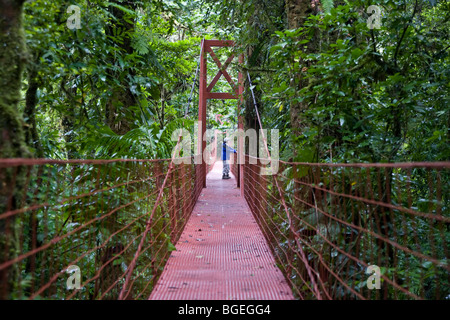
[285,0,320,158]
[0,0,31,299]
[0,0,29,159]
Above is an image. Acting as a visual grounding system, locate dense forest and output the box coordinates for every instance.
[0,0,448,162]
[0,0,448,300]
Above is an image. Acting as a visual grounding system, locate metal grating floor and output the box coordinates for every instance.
[149,161,294,300]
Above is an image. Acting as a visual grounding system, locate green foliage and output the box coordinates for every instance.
[4,0,448,300]
[20,0,207,160]
[265,0,449,163]
[322,0,335,14]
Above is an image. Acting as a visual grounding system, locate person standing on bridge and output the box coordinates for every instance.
[222,137,237,180]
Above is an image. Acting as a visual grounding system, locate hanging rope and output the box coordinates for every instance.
[184,39,204,118]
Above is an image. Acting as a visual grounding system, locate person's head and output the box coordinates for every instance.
[224,137,229,144]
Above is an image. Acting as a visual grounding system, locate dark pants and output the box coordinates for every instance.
[223,160,230,175]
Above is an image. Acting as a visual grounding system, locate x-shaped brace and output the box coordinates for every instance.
[205,45,238,95]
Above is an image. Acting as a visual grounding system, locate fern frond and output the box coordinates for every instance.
[131,30,151,55]
[81,117,195,160]
[322,0,334,14]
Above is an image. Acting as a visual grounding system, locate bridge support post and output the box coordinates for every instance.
[198,40,207,188]
[238,54,245,196]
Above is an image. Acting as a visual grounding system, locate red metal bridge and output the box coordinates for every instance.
[0,40,448,300]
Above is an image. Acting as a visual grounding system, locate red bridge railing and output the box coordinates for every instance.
[0,157,205,300]
[243,156,449,300]
[1,154,448,300]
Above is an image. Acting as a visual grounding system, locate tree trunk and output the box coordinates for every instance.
[0,0,29,159]
[0,0,31,299]
[24,58,44,158]
[286,0,314,30]
[285,0,320,156]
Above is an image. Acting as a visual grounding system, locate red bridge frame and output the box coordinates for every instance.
[197,39,245,195]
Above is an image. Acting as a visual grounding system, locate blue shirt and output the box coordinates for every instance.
[222,142,237,161]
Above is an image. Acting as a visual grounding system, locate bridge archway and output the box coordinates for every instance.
[197,39,244,195]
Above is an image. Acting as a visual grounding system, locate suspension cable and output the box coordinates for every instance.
[184,39,204,118]
[247,72,270,161]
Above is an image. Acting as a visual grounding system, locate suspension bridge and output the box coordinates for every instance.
[0,40,448,300]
